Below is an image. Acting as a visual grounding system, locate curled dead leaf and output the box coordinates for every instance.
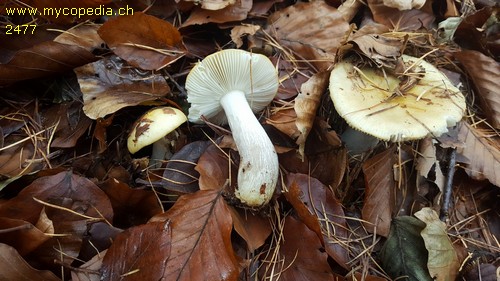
[75,55,170,119]
[294,71,329,160]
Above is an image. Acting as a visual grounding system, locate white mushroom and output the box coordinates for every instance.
[127,107,187,168]
[329,55,466,142]
[186,49,279,207]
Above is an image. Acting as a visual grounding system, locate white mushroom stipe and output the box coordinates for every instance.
[220,90,279,206]
[186,49,279,207]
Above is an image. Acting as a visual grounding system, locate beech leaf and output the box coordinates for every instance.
[75,55,170,119]
[150,190,239,281]
[294,71,329,160]
[0,243,60,281]
[414,208,460,281]
[380,216,433,281]
[454,50,500,128]
[98,12,186,70]
[362,147,396,237]
[457,121,500,186]
[264,216,341,280]
[285,173,350,269]
[100,221,172,281]
[266,1,350,70]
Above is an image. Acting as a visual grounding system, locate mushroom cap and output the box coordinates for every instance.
[329,55,466,142]
[127,107,187,154]
[186,49,279,124]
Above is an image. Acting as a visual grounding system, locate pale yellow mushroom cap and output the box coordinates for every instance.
[329,55,466,142]
[127,107,187,154]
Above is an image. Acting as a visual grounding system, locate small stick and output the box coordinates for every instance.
[440,148,457,221]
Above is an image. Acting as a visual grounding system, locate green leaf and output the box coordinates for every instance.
[380,216,433,281]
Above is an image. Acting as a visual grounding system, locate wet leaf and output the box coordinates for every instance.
[75,55,170,119]
[454,50,500,128]
[285,173,350,269]
[98,12,186,70]
[266,1,350,70]
[362,147,396,237]
[457,121,500,187]
[101,220,172,281]
[0,243,60,281]
[414,208,459,281]
[380,216,433,281]
[150,190,239,281]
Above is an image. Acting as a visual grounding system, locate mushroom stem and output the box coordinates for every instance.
[220,90,279,206]
[150,137,172,168]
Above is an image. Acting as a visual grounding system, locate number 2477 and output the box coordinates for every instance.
[5,24,37,34]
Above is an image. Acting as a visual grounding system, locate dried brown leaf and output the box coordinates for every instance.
[98,12,186,70]
[454,50,500,128]
[0,243,60,281]
[367,0,435,30]
[42,101,93,148]
[54,23,104,52]
[182,0,252,26]
[295,71,329,159]
[266,1,350,70]
[266,107,299,138]
[285,173,350,269]
[457,121,500,186]
[229,206,272,252]
[230,24,261,48]
[101,221,172,281]
[150,190,239,281]
[196,142,236,191]
[362,147,396,237]
[267,216,344,281]
[416,137,446,191]
[161,140,210,194]
[453,7,498,59]
[349,34,404,68]
[180,0,235,10]
[0,171,113,266]
[0,217,51,256]
[71,250,106,281]
[0,40,96,86]
[75,55,170,119]
[99,178,163,227]
[414,208,460,281]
